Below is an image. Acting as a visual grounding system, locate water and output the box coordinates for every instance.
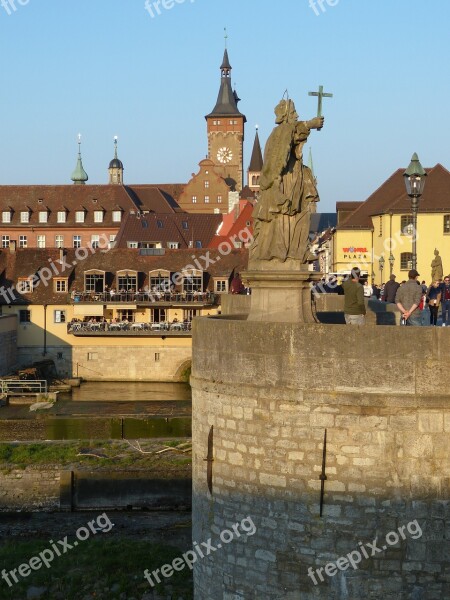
[67,381,192,402]
[49,381,192,440]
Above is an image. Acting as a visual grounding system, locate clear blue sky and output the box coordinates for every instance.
[0,0,449,211]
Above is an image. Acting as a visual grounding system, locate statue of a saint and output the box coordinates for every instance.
[431,248,444,281]
[250,98,323,266]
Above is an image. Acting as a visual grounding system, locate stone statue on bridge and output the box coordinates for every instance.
[249,98,324,268]
[431,248,444,282]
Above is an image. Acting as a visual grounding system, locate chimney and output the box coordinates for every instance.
[9,240,16,254]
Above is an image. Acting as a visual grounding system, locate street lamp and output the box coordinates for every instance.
[388,253,395,276]
[379,255,385,282]
[403,153,427,271]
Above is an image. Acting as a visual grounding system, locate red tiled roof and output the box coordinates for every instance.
[338,164,450,229]
[0,247,248,305]
[115,212,222,249]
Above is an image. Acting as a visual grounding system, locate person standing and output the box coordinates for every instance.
[427,280,442,326]
[342,268,366,325]
[363,280,373,298]
[395,269,423,326]
[382,274,400,303]
[440,275,450,326]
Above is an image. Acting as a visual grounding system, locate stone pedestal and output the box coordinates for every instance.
[243,269,322,323]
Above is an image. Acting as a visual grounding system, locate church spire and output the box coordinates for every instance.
[108,135,124,184]
[71,134,88,185]
[205,43,246,120]
[248,126,263,191]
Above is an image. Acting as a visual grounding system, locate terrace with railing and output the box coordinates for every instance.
[67,319,192,336]
[70,290,217,305]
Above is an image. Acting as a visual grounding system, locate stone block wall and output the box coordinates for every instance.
[0,315,17,376]
[191,319,450,599]
[0,468,60,511]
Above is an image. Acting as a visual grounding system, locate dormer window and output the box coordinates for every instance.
[20,211,30,223]
[112,210,122,222]
[94,210,104,223]
[57,211,66,223]
[75,210,85,223]
[17,277,33,293]
[2,210,11,223]
[39,211,48,223]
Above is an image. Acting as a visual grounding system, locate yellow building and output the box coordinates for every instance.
[333,163,450,284]
[0,247,247,381]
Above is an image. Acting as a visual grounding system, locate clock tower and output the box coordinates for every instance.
[205,48,246,192]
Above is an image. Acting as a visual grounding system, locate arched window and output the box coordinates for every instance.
[444,215,450,234]
[117,270,138,292]
[84,270,105,293]
[149,270,171,293]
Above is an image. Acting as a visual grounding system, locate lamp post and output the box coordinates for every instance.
[388,253,395,276]
[403,153,427,271]
[379,256,385,282]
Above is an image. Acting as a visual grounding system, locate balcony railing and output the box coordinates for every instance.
[70,291,217,304]
[67,320,192,335]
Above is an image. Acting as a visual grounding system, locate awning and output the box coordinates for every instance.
[73,305,105,317]
[106,304,137,310]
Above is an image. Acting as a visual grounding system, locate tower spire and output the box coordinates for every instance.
[109,135,124,185]
[71,134,88,185]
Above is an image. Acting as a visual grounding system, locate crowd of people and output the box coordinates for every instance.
[341,268,450,326]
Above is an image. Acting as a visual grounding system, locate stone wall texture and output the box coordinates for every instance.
[191,318,450,600]
[0,315,17,376]
[0,468,60,511]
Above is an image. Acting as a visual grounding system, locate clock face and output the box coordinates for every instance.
[217,147,233,164]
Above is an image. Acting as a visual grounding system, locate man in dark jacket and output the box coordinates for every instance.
[383,274,400,303]
[342,268,366,325]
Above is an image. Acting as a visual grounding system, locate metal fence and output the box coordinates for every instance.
[0,379,48,394]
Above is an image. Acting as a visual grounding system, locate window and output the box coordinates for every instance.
[73,235,81,248]
[54,279,68,293]
[17,278,33,293]
[39,211,48,223]
[183,309,199,321]
[85,272,105,293]
[1,235,9,248]
[150,271,171,294]
[151,308,167,323]
[118,309,134,322]
[117,271,137,292]
[112,210,122,222]
[109,234,116,243]
[127,241,138,249]
[181,221,188,230]
[444,215,450,234]
[400,252,413,270]
[217,195,222,203]
[20,211,29,223]
[401,215,414,235]
[87,352,98,361]
[57,211,66,223]
[19,310,31,323]
[55,235,64,248]
[37,235,46,248]
[195,240,202,248]
[192,196,197,203]
[90,235,100,249]
[183,271,202,293]
[204,181,210,189]
[215,279,228,293]
[75,211,85,223]
[94,210,103,223]
[2,211,11,223]
[19,235,27,248]
[204,196,210,203]
[54,310,66,323]
[156,220,163,228]
[154,353,160,362]
[168,242,180,249]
